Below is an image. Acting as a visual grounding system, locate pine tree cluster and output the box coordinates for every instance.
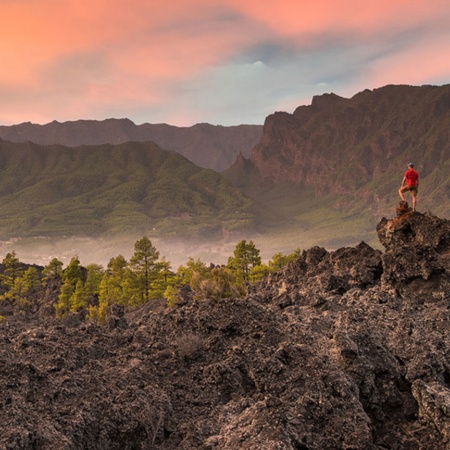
[0,239,300,322]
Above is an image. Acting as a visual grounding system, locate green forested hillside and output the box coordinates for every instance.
[0,140,255,239]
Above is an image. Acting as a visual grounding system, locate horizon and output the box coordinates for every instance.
[2,81,449,129]
[2,1,450,127]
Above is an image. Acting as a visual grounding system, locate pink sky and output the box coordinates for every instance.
[1,0,450,125]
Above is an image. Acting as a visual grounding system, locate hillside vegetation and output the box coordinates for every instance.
[0,139,255,239]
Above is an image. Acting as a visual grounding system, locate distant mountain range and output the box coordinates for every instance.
[0,84,449,250]
[0,120,263,172]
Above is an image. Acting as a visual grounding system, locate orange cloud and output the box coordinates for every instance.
[1,0,255,92]
[0,0,449,125]
[367,27,450,88]
[226,0,450,39]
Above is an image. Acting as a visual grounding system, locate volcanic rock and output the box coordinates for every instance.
[377,210,450,301]
[2,211,450,448]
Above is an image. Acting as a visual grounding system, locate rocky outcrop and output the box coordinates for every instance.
[377,211,450,301]
[2,210,450,448]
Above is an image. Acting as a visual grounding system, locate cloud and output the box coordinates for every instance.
[228,0,450,40]
[361,16,450,87]
[0,0,449,125]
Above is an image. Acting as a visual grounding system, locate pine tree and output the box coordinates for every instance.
[56,282,74,317]
[62,256,83,285]
[56,257,83,316]
[249,249,301,283]
[100,255,129,305]
[42,258,63,282]
[130,237,160,303]
[91,255,133,322]
[1,251,23,291]
[108,255,127,278]
[153,257,174,298]
[268,249,301,270]
[177,257,209,284]
[227,240,261,281]
[21,267,41,293]
[70,279,87,311]
[84,264,103,297]
[2,266,42,308]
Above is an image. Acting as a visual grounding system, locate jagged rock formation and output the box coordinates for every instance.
[2,210,450,449]
[0,120,263,172]
[246,84,450,217]
[252,84,450,187]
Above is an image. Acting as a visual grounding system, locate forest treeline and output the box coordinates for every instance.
[0,237,299,323]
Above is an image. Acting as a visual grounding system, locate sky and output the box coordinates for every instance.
[1,0,450,127]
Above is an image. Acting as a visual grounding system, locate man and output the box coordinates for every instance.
[399,163,419,211]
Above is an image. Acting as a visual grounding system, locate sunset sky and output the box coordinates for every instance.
[1,0,450,126]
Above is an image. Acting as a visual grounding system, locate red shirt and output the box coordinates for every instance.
[404,168,419,187]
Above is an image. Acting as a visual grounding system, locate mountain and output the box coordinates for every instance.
[0,139,256,239]
[225,84,450,246]
[2,83,449,252]
[0,119,263,172]
[2,210,450,448]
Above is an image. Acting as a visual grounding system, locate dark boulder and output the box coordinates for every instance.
[377,210,450,302]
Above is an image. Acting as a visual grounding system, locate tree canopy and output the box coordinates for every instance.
[0,237,300,321]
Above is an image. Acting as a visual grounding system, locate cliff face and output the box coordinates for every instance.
[250,84,450,207]
[0,120,263,172]
[2,209,450,449]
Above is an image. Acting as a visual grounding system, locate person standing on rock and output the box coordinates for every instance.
[399,163,419,211]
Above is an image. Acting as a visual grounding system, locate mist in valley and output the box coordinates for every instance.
[0,223,381,271]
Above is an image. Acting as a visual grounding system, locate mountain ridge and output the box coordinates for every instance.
[250,84,450,207]
[225,84,450,241]
[0,119,263,172]
[1,83,450,255]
